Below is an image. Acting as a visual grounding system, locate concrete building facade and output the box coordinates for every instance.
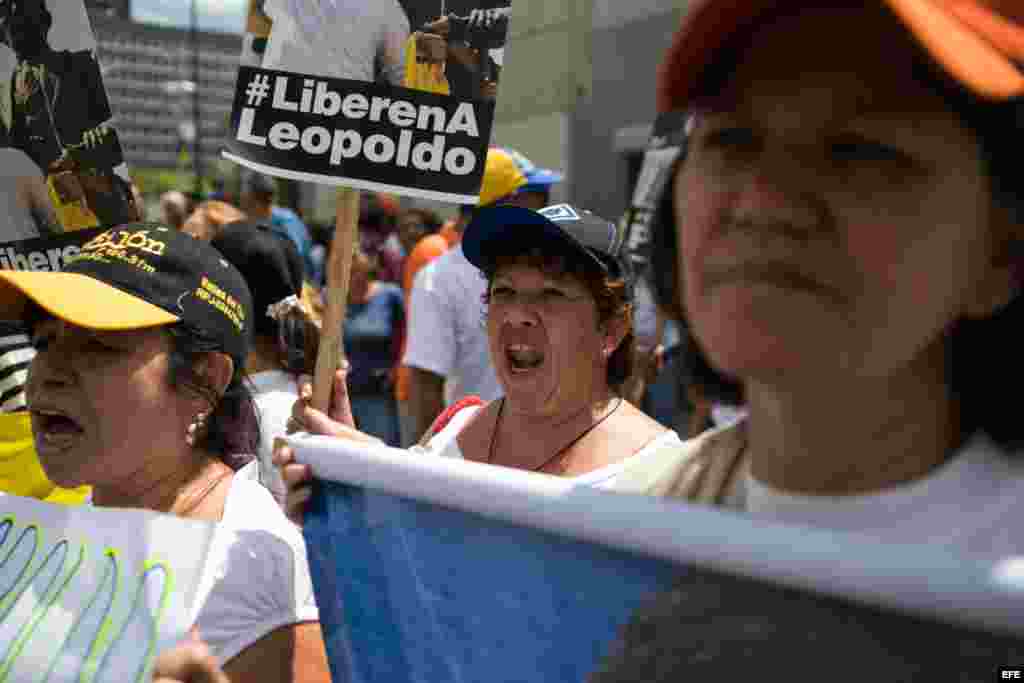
[302,0,689,224]
[85,4,241,172]
[493,0,685,219]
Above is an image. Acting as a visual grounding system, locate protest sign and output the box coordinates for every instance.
[620,110,690,272]
[224,0,509,203]
[0,226,104,273]
[287,433,1024,682]
[227,2,514,407]
[0,493,214,682]
[0,0,140,241]
[0,225,106,504]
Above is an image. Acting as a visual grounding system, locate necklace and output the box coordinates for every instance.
[486,397,623,473]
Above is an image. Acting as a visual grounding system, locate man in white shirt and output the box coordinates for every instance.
[403,147,562,440]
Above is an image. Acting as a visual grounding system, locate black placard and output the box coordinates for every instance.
[0,227,105,272]
[225,65,495,203]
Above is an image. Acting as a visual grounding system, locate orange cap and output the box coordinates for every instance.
[657,0,1024,112]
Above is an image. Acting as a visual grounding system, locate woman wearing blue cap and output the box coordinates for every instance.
[275,203,683,520]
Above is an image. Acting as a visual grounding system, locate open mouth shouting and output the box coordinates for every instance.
[506,343,545,373]
[30,407,85,454]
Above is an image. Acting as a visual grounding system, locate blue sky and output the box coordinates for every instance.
[131,0,247,34]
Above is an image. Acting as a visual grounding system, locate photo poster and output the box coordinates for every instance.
[288,433,1024,682]
[0,0,140,250]
[0,493,215,682]
[225,0,512,203]
[620,110,690,272]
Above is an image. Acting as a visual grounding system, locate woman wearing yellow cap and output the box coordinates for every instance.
[0,224,329,681]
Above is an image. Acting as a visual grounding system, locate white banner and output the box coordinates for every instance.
[0,494,214,682]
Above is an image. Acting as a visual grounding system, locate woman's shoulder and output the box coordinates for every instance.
[613,400,674,441]
[607,418,748,501]
[193,474,318,663]
[221,475,305,544]
[210,476,314,596]
[421,398,490,457]
[588,400,678,461]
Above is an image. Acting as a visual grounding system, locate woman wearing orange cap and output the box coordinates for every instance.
[588,1,1024,679]
[611,0,1024,552]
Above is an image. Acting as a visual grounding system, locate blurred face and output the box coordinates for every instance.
[487,262,611,415]
[25,320,192,489]
[348,254,373,292]
[397,213,429,254]
[675,7,1012,387]
[240,192,272,217]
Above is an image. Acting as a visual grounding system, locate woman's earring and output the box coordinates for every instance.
[185,411,209,448]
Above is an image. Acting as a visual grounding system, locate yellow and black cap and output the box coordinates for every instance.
[0,223,254,365]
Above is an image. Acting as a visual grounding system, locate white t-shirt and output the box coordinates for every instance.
[403,245,503,403]
[191,470,319,664]
[85,472,318,664]
[740,431,1024,558]
[262,0,409,84]
[248,369,300,503]
[414,404,684,488]
[611,419,1024,559]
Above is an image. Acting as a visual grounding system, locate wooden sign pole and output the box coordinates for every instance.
[312,187,360,412]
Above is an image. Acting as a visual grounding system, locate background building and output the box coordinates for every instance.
[85,1,241,189]
[84,0,130,21]
[493,0,686,220]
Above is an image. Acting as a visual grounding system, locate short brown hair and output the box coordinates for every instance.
[181,201,245,242]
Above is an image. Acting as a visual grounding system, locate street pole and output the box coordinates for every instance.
[190,0,203,197]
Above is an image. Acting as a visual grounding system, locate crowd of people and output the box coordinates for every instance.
[0,0,1019,680]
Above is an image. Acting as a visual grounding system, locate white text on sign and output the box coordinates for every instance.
[236,74,481,175]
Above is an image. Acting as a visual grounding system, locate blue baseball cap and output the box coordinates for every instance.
[463,204,632,296]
